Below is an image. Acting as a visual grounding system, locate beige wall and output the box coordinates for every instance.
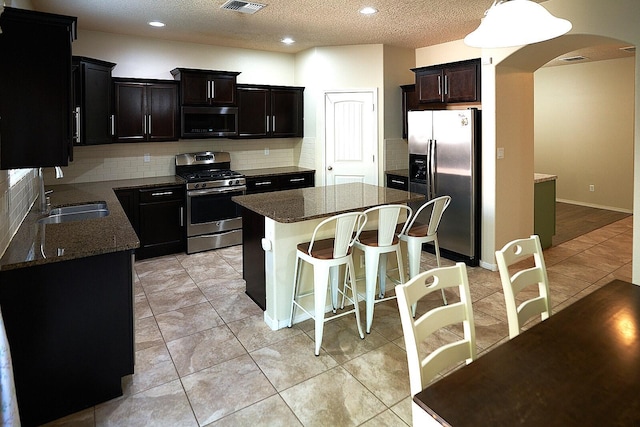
[534,57,634,212]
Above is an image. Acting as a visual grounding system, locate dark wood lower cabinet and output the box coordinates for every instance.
[0,250,134,427]
[116,185,186,260]
[242,207,266,309]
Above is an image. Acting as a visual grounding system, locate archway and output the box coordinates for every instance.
[481,34,636,269]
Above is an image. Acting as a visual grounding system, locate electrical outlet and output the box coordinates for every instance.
[589,184,595,192]
[264,148,270,156]
[144,153,151,163]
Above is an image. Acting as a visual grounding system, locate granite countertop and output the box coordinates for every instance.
[534,173,557,183]
[237,166,315,178]
[233,182,424,223]
[0,176,185,271]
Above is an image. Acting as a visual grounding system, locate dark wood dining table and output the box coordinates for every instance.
[413,279,640,426]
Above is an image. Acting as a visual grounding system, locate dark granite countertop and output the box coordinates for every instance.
[0,176,185,271]
[237,166,315,178]
[233,182,424,223]
[385,169,409,177]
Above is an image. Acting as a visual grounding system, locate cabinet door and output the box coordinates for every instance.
[180,72,210,105]
[444,63,479,103]
[416,68,444,103]
[237,87,269,137]
[138,187,185,259]
[0,8,76,168]
[209,74,237,105]
[271,88,303,137]
[147,83,178,141]
[79,60,114,145]
[114,82,146,142]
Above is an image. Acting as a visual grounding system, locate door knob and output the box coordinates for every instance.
[327,166,333,170]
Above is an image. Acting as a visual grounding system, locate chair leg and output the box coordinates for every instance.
[405,239,421,317]
[347,258,365,339]
[329,265,339,313]
[434,237,448,305]
[289,256,303,328]
[378,253,387,298]
[313,264,331,356]
[364,250,379,334]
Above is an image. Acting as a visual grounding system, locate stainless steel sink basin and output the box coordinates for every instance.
[38,202,109,224]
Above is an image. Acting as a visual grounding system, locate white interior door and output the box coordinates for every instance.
[324,90,378,186]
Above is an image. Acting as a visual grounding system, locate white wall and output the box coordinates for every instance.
[534,57,635,212]
[73,30,295,84]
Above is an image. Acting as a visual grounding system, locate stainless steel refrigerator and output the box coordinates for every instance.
[407,109,480,265]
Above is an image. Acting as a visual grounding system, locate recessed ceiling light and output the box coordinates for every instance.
[281,37,295,45]
[359,7,378,15]
[148,21,165,27]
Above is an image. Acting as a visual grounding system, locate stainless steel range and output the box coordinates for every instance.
[175,151,246,254]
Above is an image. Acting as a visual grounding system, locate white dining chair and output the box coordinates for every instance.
[495,234,552,339]
[289,211,367,355]
[354,204,412,334]
[399,195,452,304]
[395,262,476,399]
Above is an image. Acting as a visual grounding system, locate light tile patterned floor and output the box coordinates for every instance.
[45,216,633,426]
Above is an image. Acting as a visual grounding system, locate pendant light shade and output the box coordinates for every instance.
[464,0,572,48]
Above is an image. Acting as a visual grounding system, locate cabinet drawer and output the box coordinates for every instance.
[386,174,409,191]
[246,177,278,193]
[280,173,314,189]
[139,186,184,203]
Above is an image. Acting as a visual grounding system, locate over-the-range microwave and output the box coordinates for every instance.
[181,106,238,138]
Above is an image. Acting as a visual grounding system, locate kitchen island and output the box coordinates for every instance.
[0,176,182,426]
[233,182,424,330]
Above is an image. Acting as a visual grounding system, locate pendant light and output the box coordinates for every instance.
[464,0,572,48]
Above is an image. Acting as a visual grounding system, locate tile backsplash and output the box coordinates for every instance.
[47,138,305,184]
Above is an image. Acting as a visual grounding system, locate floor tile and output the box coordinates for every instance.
[251,333,338,391]
[94,380,197,427]
[155,301,224,342]
[280,366,385,427]
[167,325,248,376]
[181,354,276,425]
[343,342,410,407]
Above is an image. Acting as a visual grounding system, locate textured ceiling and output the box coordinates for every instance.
[29,0,634,65]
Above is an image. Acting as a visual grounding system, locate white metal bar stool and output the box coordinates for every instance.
[354,204,412,334]
[288,211,367,355]
[399,195,451,304]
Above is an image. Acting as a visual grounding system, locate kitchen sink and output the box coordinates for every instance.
[38,202,109,224]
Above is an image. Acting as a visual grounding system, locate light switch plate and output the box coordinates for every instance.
[497,147,505,159]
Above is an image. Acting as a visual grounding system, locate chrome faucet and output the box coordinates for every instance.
[39,167,64,213]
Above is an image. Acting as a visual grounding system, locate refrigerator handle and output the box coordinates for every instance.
[430,138,437,199]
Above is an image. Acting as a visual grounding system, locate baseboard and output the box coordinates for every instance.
[556,199,632,214]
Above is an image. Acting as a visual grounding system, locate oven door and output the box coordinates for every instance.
[186,185,246,238]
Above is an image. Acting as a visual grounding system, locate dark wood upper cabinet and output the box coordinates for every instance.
[0,7,77,169]
[236,85,304,138]
[113,79,179,143]
[171,68,240,106]
[412,59,481,104]
[73,56,116,145]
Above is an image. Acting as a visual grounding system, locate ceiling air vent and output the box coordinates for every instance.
[559,55,587,62]
[620,46,636,53]
[220,0,266,14]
